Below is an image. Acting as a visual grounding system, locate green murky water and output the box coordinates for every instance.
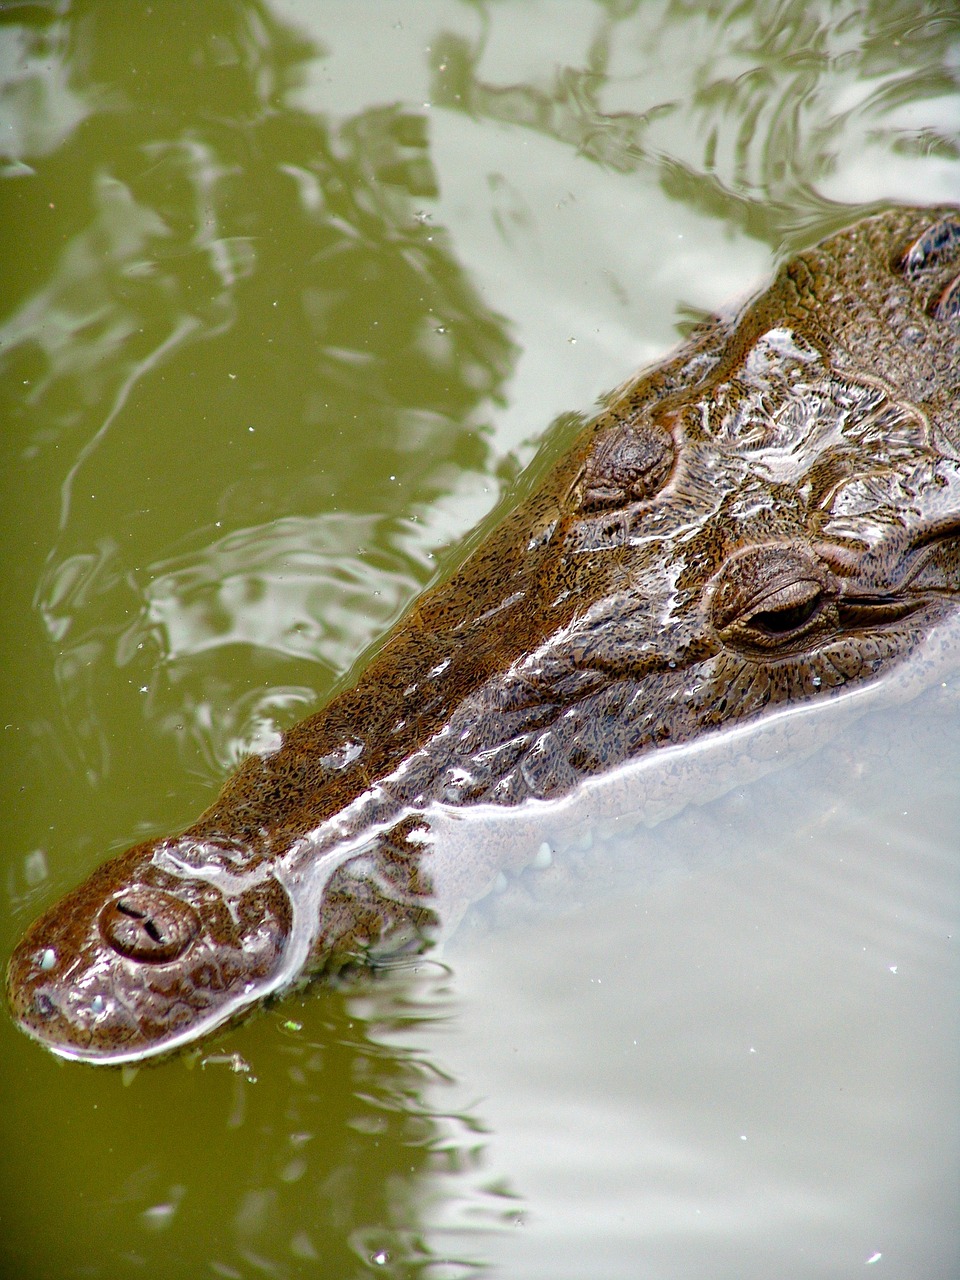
[1,2,958,1277]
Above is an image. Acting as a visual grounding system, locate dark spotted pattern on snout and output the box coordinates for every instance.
[7,205,960,1064]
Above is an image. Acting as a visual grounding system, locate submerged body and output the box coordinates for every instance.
[8,205,960,1064]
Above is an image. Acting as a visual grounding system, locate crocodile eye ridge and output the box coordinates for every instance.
[579,416,676,512]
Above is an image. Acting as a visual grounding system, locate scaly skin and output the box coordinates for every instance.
[7,205,960,1064]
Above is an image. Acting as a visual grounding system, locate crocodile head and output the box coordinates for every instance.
[379,205,960,805]
[8,205,960,1064]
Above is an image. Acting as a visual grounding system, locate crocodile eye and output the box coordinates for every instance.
[709,544,837,653]
[741,581,824,638]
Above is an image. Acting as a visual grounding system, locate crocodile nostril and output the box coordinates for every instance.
[99,888,201,963]
[33,990,56,1020]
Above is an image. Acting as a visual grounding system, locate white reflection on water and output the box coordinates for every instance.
[407,678,960,1278]
[0,21,88,161]
[146,512,434,668]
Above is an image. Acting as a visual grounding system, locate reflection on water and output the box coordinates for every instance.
[428,0,960,239]
[1,0,958,1277]
[443,697,960,1278]
[2,959,515,1279]
[7,0,515,791]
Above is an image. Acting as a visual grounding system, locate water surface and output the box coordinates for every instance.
[1,2,958,1277]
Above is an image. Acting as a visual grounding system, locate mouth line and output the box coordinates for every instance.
[836,592,938,630]
[16,984,263,1067]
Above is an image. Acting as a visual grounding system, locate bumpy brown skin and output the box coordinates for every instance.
[8,206,960,1064]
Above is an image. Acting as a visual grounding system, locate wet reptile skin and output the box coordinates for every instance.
[8,205,960,1064]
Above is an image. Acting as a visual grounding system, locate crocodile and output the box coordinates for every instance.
[7,204,960,1065]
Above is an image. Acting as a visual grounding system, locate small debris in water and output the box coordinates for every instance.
[202,1052,257,1082]
[371,1250,389,1266]
[38,948,56,971]
[865,1252,882,1265]
[141,1186,184,1231]
[24,849,48,887]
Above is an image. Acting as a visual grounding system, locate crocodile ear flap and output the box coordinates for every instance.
[578,416,676,513]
